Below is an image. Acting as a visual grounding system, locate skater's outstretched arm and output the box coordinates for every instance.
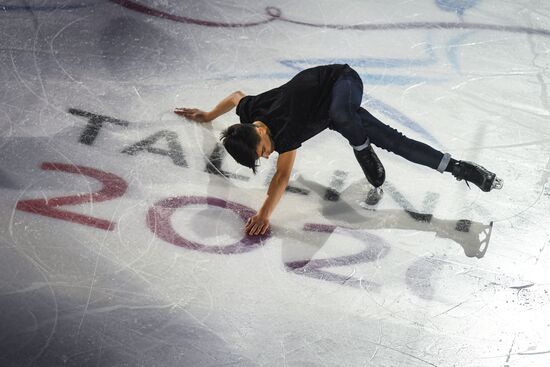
[174,91,246,122]
[245,149,297,235]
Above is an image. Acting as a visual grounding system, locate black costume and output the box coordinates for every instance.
[236,64,450,172]
[235,64,501,192]
[236,64,348,153]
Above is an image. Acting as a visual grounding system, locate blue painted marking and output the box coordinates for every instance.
[0,1,100,11]
[359,73,438,86]
[214,40,443,86]
[436,0,480,17]
[238,72,438,86]
[363,97,443,148]
[238,43,441,86]
[280,43,437,71]
[272,42,442,85]
[446,31,475,74]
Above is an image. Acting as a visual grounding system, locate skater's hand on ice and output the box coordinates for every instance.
[245,214,270,236]
[174,108,210,123]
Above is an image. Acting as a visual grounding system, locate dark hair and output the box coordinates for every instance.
[220,124,260,173]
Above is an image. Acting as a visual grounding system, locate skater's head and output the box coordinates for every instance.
[221,122,274,174]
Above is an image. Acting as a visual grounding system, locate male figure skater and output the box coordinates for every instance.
[175,64,502,236]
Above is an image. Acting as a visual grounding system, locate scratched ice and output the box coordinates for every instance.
[1,1,549,366]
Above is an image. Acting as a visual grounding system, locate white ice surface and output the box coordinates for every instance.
[1,1,550,366]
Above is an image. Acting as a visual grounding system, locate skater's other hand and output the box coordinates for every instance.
[245,214,270,236]
[174,108,210,123]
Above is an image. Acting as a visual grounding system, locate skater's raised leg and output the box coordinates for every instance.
[356,108,502,192]
[327,65,501,193]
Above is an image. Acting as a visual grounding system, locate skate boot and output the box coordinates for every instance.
[451,161,503,192]
[354,145,385,188]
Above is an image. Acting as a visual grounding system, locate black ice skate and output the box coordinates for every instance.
[451,161,503,192]
[354,145,385,188]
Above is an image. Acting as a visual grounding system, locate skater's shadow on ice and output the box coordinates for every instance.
[0,167,17,189]
[292,176,492,260]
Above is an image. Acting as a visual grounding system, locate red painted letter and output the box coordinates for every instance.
[16,163,128,231]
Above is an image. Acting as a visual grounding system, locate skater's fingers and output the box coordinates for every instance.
[174,109,193,117]
[246,221,256,234]
[254,224,265,235]
[174,108,195,114]
[254,227,261,235]
[244,215,269,236]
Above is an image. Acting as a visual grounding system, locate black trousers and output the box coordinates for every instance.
[328,67,446,171]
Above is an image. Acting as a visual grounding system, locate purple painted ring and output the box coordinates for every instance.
[147,196,269,254]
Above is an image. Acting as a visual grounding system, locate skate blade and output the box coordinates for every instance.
[491,177,503,190]
[359,187,384,210]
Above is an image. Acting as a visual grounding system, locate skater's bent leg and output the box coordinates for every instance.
[357,107,451,171]
[328,70,369,147]
[328,72,386,187]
